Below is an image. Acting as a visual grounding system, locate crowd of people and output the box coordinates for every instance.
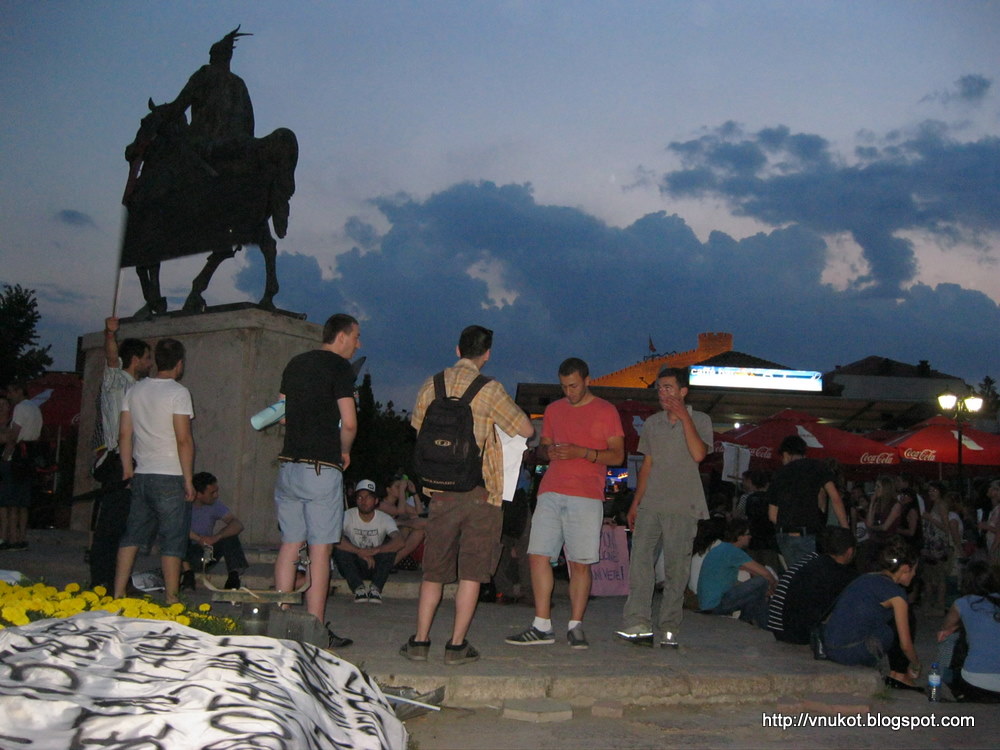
[708,457,1000,702]
[3,313,998,703]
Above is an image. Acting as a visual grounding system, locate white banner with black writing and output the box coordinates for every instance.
[0,610,406,749]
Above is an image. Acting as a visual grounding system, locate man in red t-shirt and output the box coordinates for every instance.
[505,358,624,650]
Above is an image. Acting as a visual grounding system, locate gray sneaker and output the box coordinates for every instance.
[444,640,480,665]
[567,626,589,649]
[614,625,654,646]
[367,585,383,605]
[400,636,430,661]
[354,586,369,603]
[505,626,556,646]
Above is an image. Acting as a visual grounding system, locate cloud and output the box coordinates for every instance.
[921,74,992,106]
[234,180,1000,406]
[55,209,96,228]
[660,121,1000,295]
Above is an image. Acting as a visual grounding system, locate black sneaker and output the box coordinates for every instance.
[224,571,241,590]
[325,624,353,649]
[444,640,480,665]
[179,571,196,591]
[505,626,555,646]
[567,625,589,649]
[400,635,430,661]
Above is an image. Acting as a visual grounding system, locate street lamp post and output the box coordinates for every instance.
[937,391,984,499]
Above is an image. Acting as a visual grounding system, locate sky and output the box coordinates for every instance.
[2,1,999,410]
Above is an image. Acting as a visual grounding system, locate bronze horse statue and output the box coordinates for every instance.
[121,98,297,317]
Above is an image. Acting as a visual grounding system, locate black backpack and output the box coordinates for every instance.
[413,371,491,493]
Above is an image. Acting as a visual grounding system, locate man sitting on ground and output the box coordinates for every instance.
[767,525,858,644]
[333,479,404,604]
[182,471,248,591]
[697,518,777,628]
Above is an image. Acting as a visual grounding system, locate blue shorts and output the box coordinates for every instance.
[119,474,191,558]
[274,462,344,545]
[527,492,604,564]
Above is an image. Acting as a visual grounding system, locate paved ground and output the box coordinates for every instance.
[4,529,996,749]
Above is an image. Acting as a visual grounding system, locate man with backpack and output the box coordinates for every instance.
[401,325,533,665]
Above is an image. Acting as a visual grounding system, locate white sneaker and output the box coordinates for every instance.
[368,585,383,605]
[354,586,369,603]
[659,631,679,648]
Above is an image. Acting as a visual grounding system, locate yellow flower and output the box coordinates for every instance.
[198,603,211,613]
[176,615,191,627]
[2,606,29,626]
[64,583,81,594]
[92,585,107,597]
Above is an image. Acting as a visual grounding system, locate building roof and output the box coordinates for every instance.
[826,356,960,380]
[697,350,792,371]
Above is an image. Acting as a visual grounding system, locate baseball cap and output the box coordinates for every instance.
[355,479,377,494]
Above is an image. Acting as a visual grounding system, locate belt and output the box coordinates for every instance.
[776,526,811,536]
[278,456,343,474]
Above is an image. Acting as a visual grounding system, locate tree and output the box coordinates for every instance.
[0,284,53,385]
[346,373,416,490]
[978,375,999,416]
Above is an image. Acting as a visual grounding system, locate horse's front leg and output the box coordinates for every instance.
[183,248,237,313]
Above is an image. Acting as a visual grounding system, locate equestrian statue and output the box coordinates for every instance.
[121,27,298,317]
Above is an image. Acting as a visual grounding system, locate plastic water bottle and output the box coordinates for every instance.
[927,662,941,702]
[250,400,285,430]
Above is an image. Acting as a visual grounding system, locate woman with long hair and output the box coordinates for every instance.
[822,538,921,689]
[936,560,1000,702]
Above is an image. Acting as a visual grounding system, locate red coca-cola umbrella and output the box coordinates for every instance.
[615,399,659,455]
[883,416,1000,466]
[715,409,899,468]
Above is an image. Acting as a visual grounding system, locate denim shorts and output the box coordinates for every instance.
[527,491,604,564]
[119,474,191,558]
[274,462,344,545]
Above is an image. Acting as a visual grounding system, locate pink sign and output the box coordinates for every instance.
[590,524,630,596]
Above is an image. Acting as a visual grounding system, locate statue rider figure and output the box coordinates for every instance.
[163,27,255,172]
[158,26,291,238]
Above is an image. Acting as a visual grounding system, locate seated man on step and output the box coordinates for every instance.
[333,479,404,604]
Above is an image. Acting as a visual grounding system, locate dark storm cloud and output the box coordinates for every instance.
[661,121,1000,295]
[55,209,96,227]
[236,181,999,405]
[921,74,992,105]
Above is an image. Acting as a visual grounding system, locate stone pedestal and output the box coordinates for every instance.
[73,307,322,545]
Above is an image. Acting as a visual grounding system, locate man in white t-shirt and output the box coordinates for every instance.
[113,338,195,604]
[333,479,403,604]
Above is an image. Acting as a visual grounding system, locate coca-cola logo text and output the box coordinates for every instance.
[902,448,937,461]
[860,452,896,464]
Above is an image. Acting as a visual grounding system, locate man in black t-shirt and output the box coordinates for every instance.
[767,435,848,567]
[767,525,858,644]
[271,313,361,649]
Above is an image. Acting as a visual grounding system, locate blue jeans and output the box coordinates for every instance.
[119,474,190,558]
[332,548,395,592]
[776,533,816,569]
[712,575,770,628]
